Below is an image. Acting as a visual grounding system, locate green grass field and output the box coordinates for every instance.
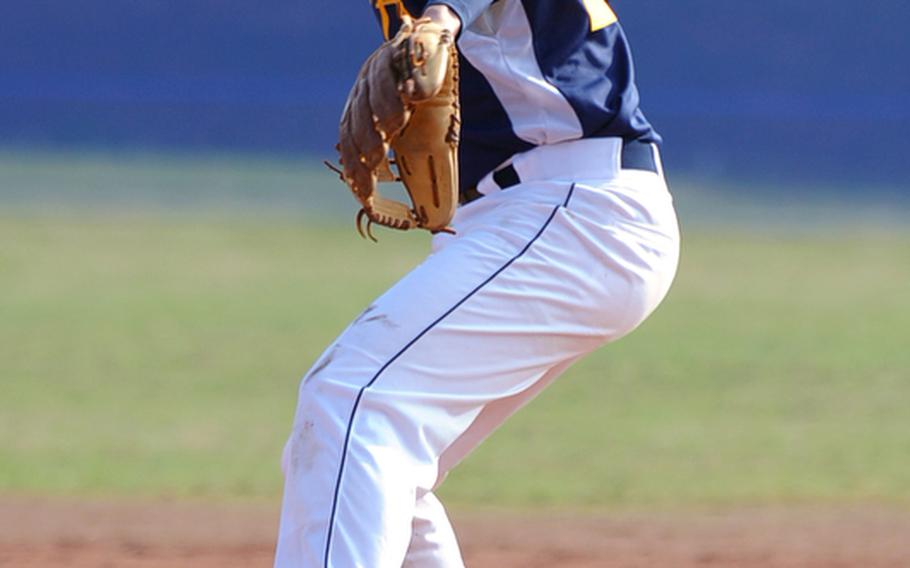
[1,152,908,509]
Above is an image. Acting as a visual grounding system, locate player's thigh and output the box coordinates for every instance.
[286,194,570,424]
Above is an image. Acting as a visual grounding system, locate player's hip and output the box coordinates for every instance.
[443,137,680,333]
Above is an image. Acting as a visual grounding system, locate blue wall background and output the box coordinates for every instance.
[2,1,908,186]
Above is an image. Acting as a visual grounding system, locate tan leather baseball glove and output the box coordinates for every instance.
[330,15,460,241]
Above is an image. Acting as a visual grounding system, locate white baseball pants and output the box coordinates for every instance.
[274,138,680,567]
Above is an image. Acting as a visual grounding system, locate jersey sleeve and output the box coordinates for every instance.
[425,0,492,28]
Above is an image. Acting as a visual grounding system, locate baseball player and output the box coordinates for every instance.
[276,1,680,566]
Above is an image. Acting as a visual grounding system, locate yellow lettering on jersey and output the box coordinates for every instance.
[374,0,412,40]
[581,0,618,32]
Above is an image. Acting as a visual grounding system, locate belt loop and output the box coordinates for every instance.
[651,143,665,180]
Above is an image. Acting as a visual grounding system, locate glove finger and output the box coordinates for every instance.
[407,23,453,100]
[368,44,408,138]
[340,53,377,154]
[339,74,376,200]
[350,77,387,171]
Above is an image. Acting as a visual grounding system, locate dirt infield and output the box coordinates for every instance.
[1,498,909,567]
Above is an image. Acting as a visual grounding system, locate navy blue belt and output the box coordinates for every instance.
[460,139,659,205]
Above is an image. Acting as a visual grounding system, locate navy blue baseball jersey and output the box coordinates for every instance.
[370,0,659,192]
